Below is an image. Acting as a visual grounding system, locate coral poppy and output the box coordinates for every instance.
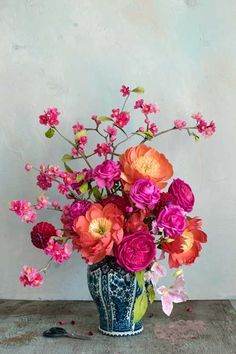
[73,203,124,264]
[125,210,149,233]
[161,217,207,268]
[119,144,173,191]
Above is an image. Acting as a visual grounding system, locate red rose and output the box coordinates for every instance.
[114,231,156,272]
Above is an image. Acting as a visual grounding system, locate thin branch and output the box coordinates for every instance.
[121,95,130,112]
[46,207,62,212]
[80,153,93,169]
[39,257,53,274]
[139,126,198,144]
[53,127,76,147]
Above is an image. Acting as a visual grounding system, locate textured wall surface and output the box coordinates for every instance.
[0,0,235,300]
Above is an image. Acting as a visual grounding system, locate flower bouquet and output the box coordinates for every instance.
[10,85,215,336]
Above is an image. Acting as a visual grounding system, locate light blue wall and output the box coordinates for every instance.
[1,0,235,300]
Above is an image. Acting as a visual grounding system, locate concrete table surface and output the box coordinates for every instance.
[0,300,236,354]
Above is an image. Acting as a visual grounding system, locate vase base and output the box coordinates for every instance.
[98,326,143,337]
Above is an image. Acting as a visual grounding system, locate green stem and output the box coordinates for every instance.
[121,95,130,112]
[39,257,53,274]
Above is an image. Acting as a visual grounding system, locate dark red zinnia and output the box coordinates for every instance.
[155,192,176,215]
[31,222,57,249]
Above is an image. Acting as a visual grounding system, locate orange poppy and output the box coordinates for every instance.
[162,217,207,268]
[119,144,173,191]
[73,203,124,264]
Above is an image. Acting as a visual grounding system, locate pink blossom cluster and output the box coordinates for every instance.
[111,109,130,128]
[35,194,50,210]
[91,114,101,126]
[120,85,130,97]
[39,108,60,126]
[56,171,76,196]
[19,266,44,287]
[104,125,117,143]
[94,143,111,156]
[75,136,88,153]
[9,200,37,223]
[44,238,72,264]
[134,99,160,115]
[139,118,158,135]
[72,122,84,134]
[37,164,61,191]
[71,123,88,152]
[174,120,187,130]
[192,112,216,137]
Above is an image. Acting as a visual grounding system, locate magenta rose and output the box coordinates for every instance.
[130,178,160,210]
[156,205,186,237]
[61,200,91,229]
[114,231,156,272]
[93,160,121,189]
[168,178,195,212]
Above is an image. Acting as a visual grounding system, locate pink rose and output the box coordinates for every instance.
[114,231,156,272]
[130,178,160,210]
[156,205,186,237]
[168,178,195,212]
[93,160,121,189]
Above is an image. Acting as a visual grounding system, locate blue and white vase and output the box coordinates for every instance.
[87,256,143,336]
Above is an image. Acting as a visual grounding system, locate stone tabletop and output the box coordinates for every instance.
[0,300,236,354]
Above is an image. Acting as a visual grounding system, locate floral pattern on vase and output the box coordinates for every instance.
[87,256,143,336]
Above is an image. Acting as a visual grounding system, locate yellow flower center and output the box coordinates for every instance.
[181,231,194,251]
[89,218,112,239]
[132,156,160,177]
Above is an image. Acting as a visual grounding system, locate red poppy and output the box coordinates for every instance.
[161,217,207,268]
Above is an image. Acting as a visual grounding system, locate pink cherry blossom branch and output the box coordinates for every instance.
[139,125,198,144]
[31,167,79,200]
[86,127,107,140]
[53,127,93,169]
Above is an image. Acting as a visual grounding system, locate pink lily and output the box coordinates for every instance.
[157,273,188,316]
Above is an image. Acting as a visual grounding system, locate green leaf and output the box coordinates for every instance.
[193,133,200,142]
[132,86,145,94]
[45,127,55,138]
[64,162,74,173]
[135,271,145,290]
[74,129,87,141]
[147,285,155,304]
[79,182,88,194]
[133,291,148,324]
[76,174,84,183]
[97,116,113,122]
[143,130,153,139]
[132,131,145,137]
[92,186,101,200]
[62,154,74,162]
[187,129,200,142]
